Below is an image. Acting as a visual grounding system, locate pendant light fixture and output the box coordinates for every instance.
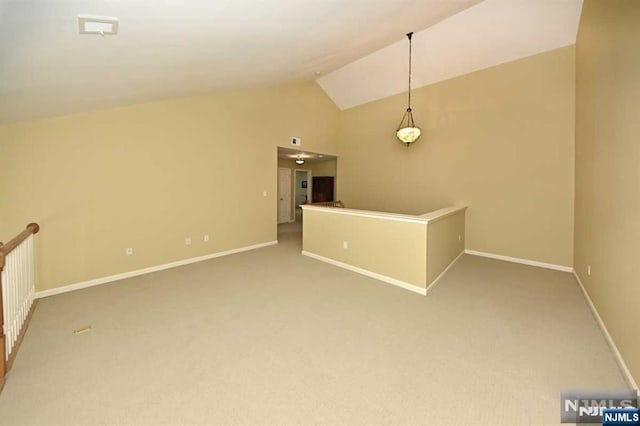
[295,155,305,165]
[396,32,421,146]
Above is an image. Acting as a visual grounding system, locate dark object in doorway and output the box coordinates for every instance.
[301,180,307,188]
[312,176,334,203]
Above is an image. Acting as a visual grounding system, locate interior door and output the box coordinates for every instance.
[278,168,292,224]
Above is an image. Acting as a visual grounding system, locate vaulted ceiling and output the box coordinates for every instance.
[0,0,583,124]
[318,0,584,110]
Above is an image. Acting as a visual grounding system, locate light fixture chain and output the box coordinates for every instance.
[407,32,413,110]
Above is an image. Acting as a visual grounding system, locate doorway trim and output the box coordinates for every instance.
[277,167,292,224]
[294,168,312,222]
[294,168,313,203]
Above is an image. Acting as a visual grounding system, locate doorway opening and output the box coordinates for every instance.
[277,147,338,245]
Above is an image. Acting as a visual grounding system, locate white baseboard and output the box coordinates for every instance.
[573,271,639,394]
[464,249,573,273]
[301,251,427,296]
[36,240,278,298]
[425,250,464,294]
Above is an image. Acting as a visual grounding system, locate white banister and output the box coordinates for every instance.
[1,233,36,361]
[1,222,39,390]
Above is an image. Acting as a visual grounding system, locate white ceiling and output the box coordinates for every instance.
[317,0,584,110]
[0,0,481,123]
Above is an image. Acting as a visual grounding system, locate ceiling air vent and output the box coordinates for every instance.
[78,15,119,36]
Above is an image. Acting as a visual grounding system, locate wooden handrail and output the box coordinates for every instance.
[309,200,345,208]
[0,223,39,265]
[0,222,40,392]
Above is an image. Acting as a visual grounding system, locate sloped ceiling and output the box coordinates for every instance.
[0,0,481,124]
[317,0,584,110]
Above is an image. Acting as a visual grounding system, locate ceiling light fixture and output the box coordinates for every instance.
[396,32,421,146]
[295,156,305,165]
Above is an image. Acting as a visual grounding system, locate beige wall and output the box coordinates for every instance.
[575,0,640,386]
[309,158,337,178]
[337,46,576,267]
[0,81,339,291]
[277,157,338,220]
[277,158,337,178]
[301,205,466,292]
[426,210,466,285]
[302,208,428,288]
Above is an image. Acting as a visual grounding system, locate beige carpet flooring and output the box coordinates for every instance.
[0,222,628,425]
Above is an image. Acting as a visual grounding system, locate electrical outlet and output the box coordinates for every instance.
[185,237,191,246]
[343,241,348,249]
[587,265,591,276]
[125,247,133,256]
[458,234,462,241]
[204,235,209,242]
